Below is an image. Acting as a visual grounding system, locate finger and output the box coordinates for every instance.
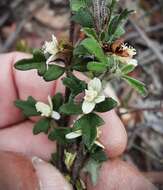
[0,53,22,128]
[0,52,57,127]
[0,151,39,190]
[87,159,157,190]
[32,156,72,190]
[0,151,72,190]
[99,111,127,158]
[0,121,55,160]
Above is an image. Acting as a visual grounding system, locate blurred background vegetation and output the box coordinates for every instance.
[0,0,163,189]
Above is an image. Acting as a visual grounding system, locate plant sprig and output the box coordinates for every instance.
[14,0,147,189]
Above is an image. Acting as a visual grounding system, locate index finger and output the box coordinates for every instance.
[0,52,57,128]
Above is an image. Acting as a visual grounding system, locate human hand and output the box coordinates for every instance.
[0,52,156,190]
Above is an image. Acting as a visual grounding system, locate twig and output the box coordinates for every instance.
[119,106,163,115]
[49,0,69,8]
[0,2,45,53]
[71,142,88,187]
[0,0,24,27]
[129,20,163,65]
[0,19,27,53]
[56,16,75,173]
[132,144,163,164]
[143,171,163,184]
[125,24,163,41]
[138,46,163,65]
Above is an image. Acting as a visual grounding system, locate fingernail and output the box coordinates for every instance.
[32,156,44,166]
[31,156,73,190]
[31,156,44,190]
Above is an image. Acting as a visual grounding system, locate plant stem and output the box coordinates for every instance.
[71,142,88,188]
[56,12,75,175]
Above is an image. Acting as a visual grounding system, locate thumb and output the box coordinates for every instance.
[0,151,72,190]
[32,156,72,190]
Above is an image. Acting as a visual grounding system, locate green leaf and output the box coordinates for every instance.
[114,26,125,38]
[73,44,89,56]
[74,113,104,149]
[43,65,65,81]
[72,62,88,72]
[48,128,71,144]
[15,96,39,117]
[83,159,101,185]
[74,113,104,129]
[91,149,108,163]
[87,61,107,73]
[121,64,136,74]
[14,49,46,75]
[60,102,82,115]
[33,49,46,61]
[38,62,47,76]
[107,9,133,41]
[82,122,97,149]
[122,75,148,97]
[62,75,86,95]
[81,38,107,63]
[33,118,51,135]
[109,0,118,10]
[52,93,63,111]
[14,58,40,70]
[70,0,91,11]
[72,8,94,28]
[95,98,118,112]
[82,27,98,40]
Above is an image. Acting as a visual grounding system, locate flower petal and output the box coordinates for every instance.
[82,101,95,114]
[88,78,102,93]
[95,95,105,104]
[94,140,105,149]
[128,59,138,66]
[46,55,56,65]
[48,95,53,110]
[35,102,51,117]
[52,35,58,46]
[65,130,82,139]
[51,111,61,120]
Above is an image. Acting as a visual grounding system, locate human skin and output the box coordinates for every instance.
[0,52,157,190]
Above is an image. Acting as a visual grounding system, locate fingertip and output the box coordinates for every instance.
[0,121,56,160]
[87,159,157,190]
[32,156,72,190]
[99,110,127,158]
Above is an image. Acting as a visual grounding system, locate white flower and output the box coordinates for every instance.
[82,78,105,114]
[43,35,59,68]
[120,57,138,67]
[35,95,60,120]
[65,130,82,139]
[121,43,136,58]
[94,140,105,149]
[120,43,138,67]
[43,35,59,55]
[65,128,105,149]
